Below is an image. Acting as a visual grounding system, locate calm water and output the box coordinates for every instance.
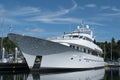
[0,67,120,80]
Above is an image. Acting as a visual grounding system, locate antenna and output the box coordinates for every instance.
[81,19,84,28]
[111,41,112,61]
[9,24,13,33]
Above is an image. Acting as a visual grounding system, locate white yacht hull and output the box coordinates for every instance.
[42,54,104,69]
[23,51,104,69]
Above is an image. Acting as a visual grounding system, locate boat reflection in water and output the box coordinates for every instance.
[28,69,105,80]
[0,69,105,80]
[104,67,120,80]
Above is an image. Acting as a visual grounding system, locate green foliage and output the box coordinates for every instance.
[0,37,17,54]
[96,38,120,61]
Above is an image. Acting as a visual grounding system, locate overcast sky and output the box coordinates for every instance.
[0,0,120,42]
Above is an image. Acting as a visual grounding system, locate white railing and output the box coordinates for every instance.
[47,36,81,40]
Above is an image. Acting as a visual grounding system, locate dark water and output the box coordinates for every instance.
[0,67,120,80]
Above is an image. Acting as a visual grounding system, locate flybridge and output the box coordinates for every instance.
[73,25,93,37]
[74,25,91,33]
[64,24,93,36]
[62,25,94,41]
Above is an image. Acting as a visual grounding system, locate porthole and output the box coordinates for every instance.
[71,57,73,60]
[79,59,81,61]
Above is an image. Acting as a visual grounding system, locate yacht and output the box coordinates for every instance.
[8,24,104,70]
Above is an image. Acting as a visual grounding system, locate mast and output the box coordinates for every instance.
[111,41,112,61]
[104,44,106,60]
[9,24,13,33]
[81,20,84,28]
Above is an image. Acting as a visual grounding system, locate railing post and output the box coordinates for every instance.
[15,47,18,63]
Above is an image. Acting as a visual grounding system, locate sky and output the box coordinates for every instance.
[0,0,120,42]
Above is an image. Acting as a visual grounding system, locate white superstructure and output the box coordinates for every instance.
[48,25,102,54]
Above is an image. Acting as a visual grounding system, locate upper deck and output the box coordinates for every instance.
[48,25,95,42]
[47,25,103,54]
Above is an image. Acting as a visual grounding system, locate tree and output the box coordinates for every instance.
[0,37,16,54]
[117,40,120,45]
[111,37,115,44]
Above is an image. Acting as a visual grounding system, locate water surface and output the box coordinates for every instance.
[0,67,120,80]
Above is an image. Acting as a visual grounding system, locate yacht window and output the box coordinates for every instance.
[73,35,79,38]
[73,46,75,49]
[79,36,83,39]
[83,37,86,40]
[77,46,79,50]
[88,50,91,54]
[84,48,86,53]
[85,37,92,42]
